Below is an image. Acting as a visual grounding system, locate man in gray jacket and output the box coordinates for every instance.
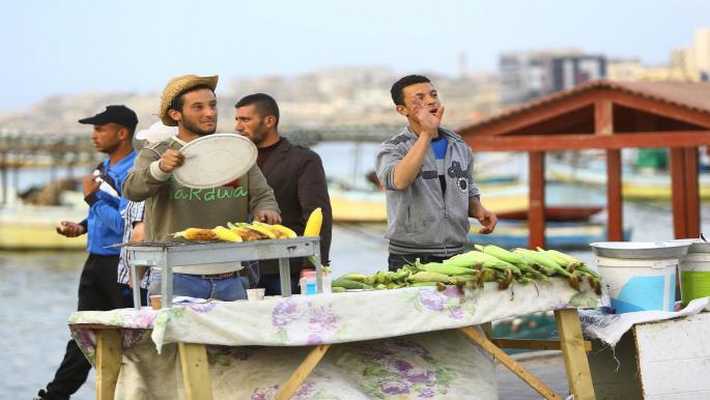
[376,75,497,269]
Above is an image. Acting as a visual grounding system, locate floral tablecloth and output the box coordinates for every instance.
[113,330,498,400]
[69,278,599,364]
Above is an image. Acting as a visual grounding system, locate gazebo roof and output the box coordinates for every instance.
[457,79,710,151]
[466,80,710,132]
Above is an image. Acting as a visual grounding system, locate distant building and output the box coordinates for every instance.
[608,28,710,83]
[499,49,606,104]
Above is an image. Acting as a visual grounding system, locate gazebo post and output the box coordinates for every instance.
[684,147,700,237]
[596,99,623,241]
[605,150,623,241]
[528,151,546,249]
[670,148,688,238]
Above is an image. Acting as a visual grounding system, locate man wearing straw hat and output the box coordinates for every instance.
[123,74,280,301]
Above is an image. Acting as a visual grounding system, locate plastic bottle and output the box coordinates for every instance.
[299,270,317,295]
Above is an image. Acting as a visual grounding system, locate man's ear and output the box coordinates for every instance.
[167,109,182,124]
[117,126,129,141]
[264,115,276,129]
[395,104,408,117]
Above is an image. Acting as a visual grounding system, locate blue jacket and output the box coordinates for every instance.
[83,151,137,255]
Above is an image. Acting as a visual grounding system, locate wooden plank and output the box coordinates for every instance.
[460,326,562,400]
[594,99,613,135]
[634,313,710,399]
[555,309,596,400]
[275,344,331,400]
[464,131,710,152]
[491,338,591,352]
[684,147,700,237]
[178,342,213,400]
[481,322,493,338]
[528,152,546,249]
[670,148,688,238]
[606,149,624,241]
[95,329,122,400]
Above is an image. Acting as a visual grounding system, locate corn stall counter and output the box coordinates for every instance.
[69,277,600,399]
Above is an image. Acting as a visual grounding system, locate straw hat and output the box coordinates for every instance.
[159,74,218,126]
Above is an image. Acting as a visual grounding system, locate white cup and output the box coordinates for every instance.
[247,288,265,301]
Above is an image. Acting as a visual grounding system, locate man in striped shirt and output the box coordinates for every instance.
[117,200,148,305]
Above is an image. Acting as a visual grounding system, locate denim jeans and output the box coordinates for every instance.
[149,270,247,301]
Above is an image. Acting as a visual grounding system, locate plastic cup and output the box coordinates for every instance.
[149,295,162,310]
[247,288,265,301]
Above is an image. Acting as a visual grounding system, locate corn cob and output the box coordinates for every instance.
[574,264,602,280]
[227,222,268,241]
[173,228,218,241]
[476,244,522,265]
[211,226,243,242]
[410,271,452,283]
[268,223,298,239]
[243,222,278,239]
[340,273,369,282]
[451,275,477,285]
[332,278,372,290]
[514,248,571,277]
[419,262,474,276]
[539,248,584,269]
[442,251,487,269]
[472,251,522,275]
[304,207,323,237]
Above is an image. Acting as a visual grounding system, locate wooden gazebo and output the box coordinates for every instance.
[458,80,710,248]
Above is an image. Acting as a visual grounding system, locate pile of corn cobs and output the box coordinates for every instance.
[332,245,602,294]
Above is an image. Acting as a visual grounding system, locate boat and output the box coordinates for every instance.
[547,160,710,200]
[0,204,87,250]
[496,206,603,222]
[329,183,530,223]
[0,188,87,250]
[467,220,632,249]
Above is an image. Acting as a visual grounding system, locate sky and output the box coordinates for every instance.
[1,0,709,111]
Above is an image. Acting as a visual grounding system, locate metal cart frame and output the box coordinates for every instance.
[126,237,322,309]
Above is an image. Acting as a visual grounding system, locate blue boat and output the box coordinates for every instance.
[468,220,632,249]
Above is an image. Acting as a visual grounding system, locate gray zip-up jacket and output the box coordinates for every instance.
[375,126,480,256]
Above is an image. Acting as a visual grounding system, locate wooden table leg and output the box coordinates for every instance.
[555,309,596,400]
[460,326,561,400]
[95,329,122,400]
[275,344,331,400]
[178,342,213,400]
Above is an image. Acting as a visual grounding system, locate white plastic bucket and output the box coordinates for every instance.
[595,256,677,313]
[679,253,710,305]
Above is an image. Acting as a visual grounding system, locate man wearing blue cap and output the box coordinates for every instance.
[36,105,138,400]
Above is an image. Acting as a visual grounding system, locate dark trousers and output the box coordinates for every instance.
[254,258,304,296]
[387,253,451,271]
[258,272,301,296]
[44,254,126,400]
